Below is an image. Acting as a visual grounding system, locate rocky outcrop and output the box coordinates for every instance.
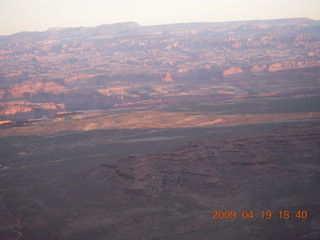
[250,65,267,72]
[0,120,13,128]
[90,124,320,202]
[0,104,33,115]
[223,67,244,76]
[6,82,66,99]
[0,120,12,125]
[162,73,174,82]
[268,60,320,72]
[0,101,65,120]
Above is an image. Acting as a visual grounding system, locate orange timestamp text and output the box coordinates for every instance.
[211,210,308,220]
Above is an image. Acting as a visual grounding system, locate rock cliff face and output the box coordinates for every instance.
[0,18,320,120]
[0,101,65,120]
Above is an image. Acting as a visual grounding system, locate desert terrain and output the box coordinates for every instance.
[0,18,320,121]
[0,18,320,240]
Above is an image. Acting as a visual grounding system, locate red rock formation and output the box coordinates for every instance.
[0,120,13,128]
[223,67,244,76]
[7,82,66,99]
[0,19,319,120]
[162,73,174,82]
[268,60,320,72]
[0,104,33,115]
[64,75,95,83]
[0,120,12,125]
[250,65,267,72]
[0,102,66,120]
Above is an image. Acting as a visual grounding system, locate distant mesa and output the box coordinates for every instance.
[0,17,319,120]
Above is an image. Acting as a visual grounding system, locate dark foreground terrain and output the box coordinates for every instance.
[0,93,320,240]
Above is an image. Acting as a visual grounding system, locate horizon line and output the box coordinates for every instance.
[1,17,319,37]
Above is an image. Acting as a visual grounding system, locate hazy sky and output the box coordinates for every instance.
[1,0,319,35]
